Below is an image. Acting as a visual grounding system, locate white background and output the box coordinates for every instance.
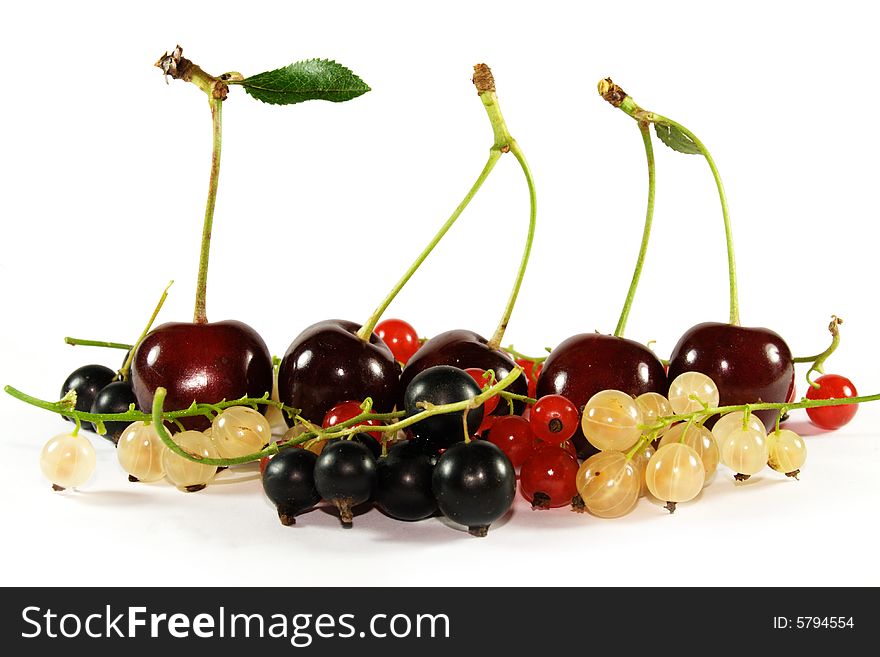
[1,1,877,586]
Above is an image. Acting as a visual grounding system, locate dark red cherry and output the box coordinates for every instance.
[667,322,794,431]
[536,333,668,458]
[399,329,528,415]
[131,320,273,431]
[278,319,401,424]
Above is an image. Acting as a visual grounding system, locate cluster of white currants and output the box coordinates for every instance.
[575,372,807,516]
[39,407,272,491]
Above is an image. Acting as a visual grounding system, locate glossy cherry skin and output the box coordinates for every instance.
[131,320,273,431]
[667,322,794,431]
[536,333,668,458]
[805,374,858,430]
[399,329,528,415]
[278,319,401,425]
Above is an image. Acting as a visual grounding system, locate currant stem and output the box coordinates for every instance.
[118,280,173,381]
[614,121,656,338]
[356,151,501,341]
[64,338,134,350]
[194,97,223,324]
[792,316,842,388]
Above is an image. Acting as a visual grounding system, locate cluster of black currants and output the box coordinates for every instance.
[61,362,137,442]
[262,365,515,536]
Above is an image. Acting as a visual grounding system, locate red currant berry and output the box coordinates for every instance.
[464,367,500,415]
[534,438,577,458]
[375,318,420,365]
[513,357,543,399]
[322,400,384,440]
[805,374,858,430]
[530,394,579,443]
[486,415,536,470]
[519,444,579,509]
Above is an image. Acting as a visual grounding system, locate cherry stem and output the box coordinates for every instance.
[614,121,656,337]
[792,315,842,388]
[64,337,133,350]
[193,96,223,324]
[149,367,524,467]
[356,151,501,341]
[118,280,174,381]
[600,79,740,326]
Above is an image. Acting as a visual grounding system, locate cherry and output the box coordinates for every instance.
[374,318,420,365]
[375,440,438,521]
[404,365,484,448]
[486,415,535,470]
[314,439,377,527]
[400,329,528,415]
[322,400,384,441]
[61,364,116,420]
[131,320,273,431]
[536,333,667,458]
[530,394,579,443]
[90,381,138,442]
[432,440,516,536]
[464,367,500,415]
[667,322,794,431]
[519,444,579,509]
[262,448,320,526]
[805,374,858,430]
[278,319,401,425]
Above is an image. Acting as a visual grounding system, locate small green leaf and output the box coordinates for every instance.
[237,59,370,105]
[654,123,701,155]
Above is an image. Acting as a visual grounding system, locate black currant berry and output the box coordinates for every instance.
[61,364,117,421]
[404,365,483,448]
[89,380,137,443]
[327,433,382,460]
[314,440,377,526]
[376,440,438,522]
[262,449,320,526]
[432,440,516,537]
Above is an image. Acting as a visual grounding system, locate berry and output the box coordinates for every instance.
[162,430,219,491]
[486,415,535,470]
[519,444,579,509]
[89,380,138,442]
[375,440,438,521]
[719,427,769,480]
[667,372,720,415]
[767,429,807,477]
[432,440,515,536]
[464,367,499,415]
[659,423,719,480]
[581,389,644,452]
[635,392,673,438]
[375,318,420,365]
[322,400,384,441]
[513,357,542,399]
[40,432,96,490]
[211,406,271,459]
[576,451,640,518]
[805,374,858,430]
[262,449,320,525]
[404,365,484,447]
[314,440,377,526]
[60,364,116,419]
[711,411,766,446]
[117,421,167,482]
[645,443,705,511]
[530,394,579,443]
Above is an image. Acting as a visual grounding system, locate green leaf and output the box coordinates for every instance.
[237,59,370,105]
[654,123,701,155]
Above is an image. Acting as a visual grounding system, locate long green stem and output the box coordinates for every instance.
[356,152,501,340]
[194,97,223,324]
[64,338,134,350]
[650,113,739,325]
[487,139,536,350]
[118,280,173,381]
[615,121,656,337]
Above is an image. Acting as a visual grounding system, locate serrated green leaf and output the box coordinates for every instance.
[654,123,701,155]
[237,59,370,105]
